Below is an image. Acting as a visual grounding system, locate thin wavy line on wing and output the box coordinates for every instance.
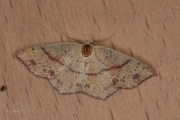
[41,46,79,73]
[58,56,76,73]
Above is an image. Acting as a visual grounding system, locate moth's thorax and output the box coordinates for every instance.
[81,43,93,57]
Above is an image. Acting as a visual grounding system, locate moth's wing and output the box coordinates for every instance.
[17,42,81,79]
[78,54,118,99]
[80,75,118,99]
[74,45,153,99]
[18,42,90,94]
[49,53,86,94]
[92,45,154,89]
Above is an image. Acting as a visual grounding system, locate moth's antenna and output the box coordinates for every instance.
[61,32,75,41]
[62,33,115,44]
[62,33,84,43]
[92,33,116,45]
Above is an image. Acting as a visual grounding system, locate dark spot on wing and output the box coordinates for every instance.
[76,83,82,87]
[133,73,140,79]
[58,80,63,85]
[30,59,36,66]
[49,70,55,76]
[111,78,118,86]
[85,84,90,88]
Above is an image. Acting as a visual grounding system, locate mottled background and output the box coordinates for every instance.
[0,0,180,120]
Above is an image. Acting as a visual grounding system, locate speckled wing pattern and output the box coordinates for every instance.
[17,42,153,99]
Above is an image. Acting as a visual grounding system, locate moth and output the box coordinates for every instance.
[17,41,153,99]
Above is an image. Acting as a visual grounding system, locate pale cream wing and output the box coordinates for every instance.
[77,51,118,99]
[18,42,93,94]
[49,54,85,94]
[92,45,154,88]
[17,42,81,79]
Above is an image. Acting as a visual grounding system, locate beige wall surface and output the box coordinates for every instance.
[0,0,180,120]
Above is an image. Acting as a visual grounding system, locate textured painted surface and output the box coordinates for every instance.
[1,0,180,119]
[17,42,153,99]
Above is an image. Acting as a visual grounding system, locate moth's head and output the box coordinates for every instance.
[81,41,94,57]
